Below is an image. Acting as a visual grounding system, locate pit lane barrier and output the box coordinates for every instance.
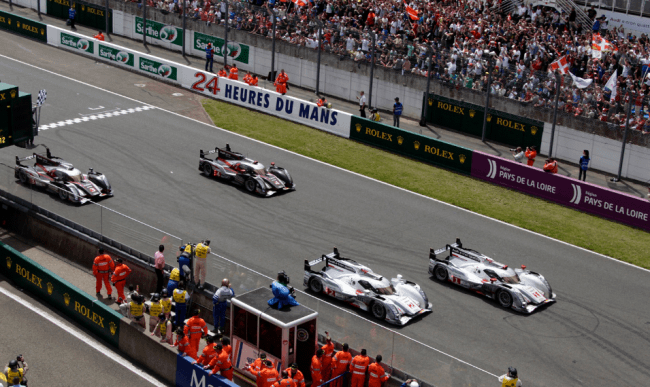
[0,163,492,387]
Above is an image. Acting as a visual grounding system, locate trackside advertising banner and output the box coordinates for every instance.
[179,71,352,138]
[0,242,122,346]
[350,116,473,174]
[193,31,250,64]
[135,16,183,47]
[175,354,239,387]
[0,10,47,42]
[471,151,650,231]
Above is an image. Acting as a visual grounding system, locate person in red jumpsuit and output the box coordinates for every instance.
[110,258,131,303]
[93,248,115,299]
[275,69,289,95]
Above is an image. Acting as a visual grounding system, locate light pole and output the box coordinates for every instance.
[270,8,277,81]
[368,32,376,109]
[611,91,634,182]
[182,1,186,56]
[481,56,493,142]
[105,0,109,34]
[549,72,561,158]
[224,0,229,68]
[315,20,323,95]
[420,45,433,126]
[142,0,147,45]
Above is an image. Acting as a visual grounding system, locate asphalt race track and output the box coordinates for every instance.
[1,32,650,387]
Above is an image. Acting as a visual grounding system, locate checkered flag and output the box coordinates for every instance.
[37,89,47,106]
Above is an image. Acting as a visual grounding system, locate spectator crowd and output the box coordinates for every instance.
[135,0,650,133]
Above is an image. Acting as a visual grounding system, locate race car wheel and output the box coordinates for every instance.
[244,179,257,193]
[309,278,323,293]
[371,302,386,320]
[497,290,513,308]
[58,187,69,201]
[203,164,214,177]
[18,170,29,184]
[434,265,448,281]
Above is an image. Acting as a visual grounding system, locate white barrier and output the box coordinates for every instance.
[45,24,352,138]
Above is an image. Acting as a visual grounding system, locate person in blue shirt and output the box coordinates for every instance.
[69,5,76,30]
[579,150,590,181]
[393,97,403,128]
[205,43,214,72]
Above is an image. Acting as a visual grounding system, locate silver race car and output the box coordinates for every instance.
[15,147,113,205]
[199,144,295,196]
[304,248,432,325]
[428,239,556,313]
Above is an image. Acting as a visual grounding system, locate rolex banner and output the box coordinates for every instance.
[46,0,112,33]
[0,242,121,347]
[0,10,48,42]
[424,94,544,150]
[350,116,473,174]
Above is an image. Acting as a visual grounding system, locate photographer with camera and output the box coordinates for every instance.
[510,147,525,163]
[268,271,299,309]
[524,146,537,166]
[4,355,28,386]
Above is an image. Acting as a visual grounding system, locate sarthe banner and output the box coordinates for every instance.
[0,242,122,346]
[471,151,650,231]
[350,116,473,174]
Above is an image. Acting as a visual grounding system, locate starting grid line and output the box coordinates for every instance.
[38,106,154,131]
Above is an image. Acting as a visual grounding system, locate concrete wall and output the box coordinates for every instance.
[541,123,650,182]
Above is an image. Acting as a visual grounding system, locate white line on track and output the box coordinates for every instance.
[1,53,647,379]
[0,286,166,386]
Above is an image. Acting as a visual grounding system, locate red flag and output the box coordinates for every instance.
[404,1,419,20]
[550,56,569,75]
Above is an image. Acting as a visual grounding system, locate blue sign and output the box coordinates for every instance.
[176,354,239,387]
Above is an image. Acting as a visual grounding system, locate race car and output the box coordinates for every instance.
[428,239,556,313]
[199,144,295,196]
[15,147,113,205]
[304,247,432,325]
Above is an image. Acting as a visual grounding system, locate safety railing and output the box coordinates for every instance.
[0,160,496,387]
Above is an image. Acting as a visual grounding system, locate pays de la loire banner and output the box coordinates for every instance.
[134,16,183,46]
[193,31,250,64]
[471,151,650,231]
[180,71,351,138]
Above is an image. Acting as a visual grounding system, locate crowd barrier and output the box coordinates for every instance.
[0,241,122,346]
[423,93,545,151]
[471,151,650,231]
[176,354,240,387]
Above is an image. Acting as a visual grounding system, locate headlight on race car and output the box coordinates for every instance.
[418,289,428,307]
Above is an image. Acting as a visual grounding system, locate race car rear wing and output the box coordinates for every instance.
[304,256,325,272]
[429,238,463,260]
[200,148,219,159]
[15,154,36,167]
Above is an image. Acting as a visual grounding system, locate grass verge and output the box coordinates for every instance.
[203,99,650,269]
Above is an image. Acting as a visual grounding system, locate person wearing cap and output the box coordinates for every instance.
[370,108,381,122]
[93,247,115,299]
[184,309,208,355]
[128,294,147,330]
[194,240,211,289]
[206,343,234,380]
[272,370,295,387]
[245,353,268,379]
[331,344,352,387]
[257,360,279,387]
[393,97,403,128]
[173,328,198,360]
[350,349,370,387]
[194,335,217,366]
[285,363,305,387]
[147,293,163,332]
[213,278,235,334]
[321,332,335,380]
[311,349,325,387]
[400,379,420,387]
[368,355,389,387]
[111,258,132,303]
[173,282,190,329]
[152,313,174,344]
[498,367,522,387]
[4,356,27,386]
